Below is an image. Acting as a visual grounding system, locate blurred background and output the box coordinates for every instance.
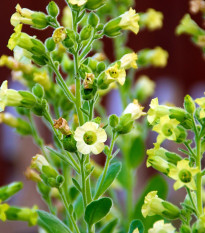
[1,0,205,232]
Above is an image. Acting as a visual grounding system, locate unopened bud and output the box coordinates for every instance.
[184,95,195,114]
[47,1,59,18]
[80,25,92,41]
[45,37,56,52]
[63,134,77,152]
[88,12,99,28]
[109,114,119,128]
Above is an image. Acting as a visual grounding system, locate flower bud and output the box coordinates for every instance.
[142,191,180,220]
[0,182,23,202]
[109,114,119,128]
[0,201,9,222]
[115,114,134,134]
[63,134,77,152]
[47,1,59,18]
[62,6,72,29]
[88,12,99,28]
[62,37,74,48]
[5,205,38,226]
[184,94,195,114]
[81,84,97,100]
[88,58,98,71]
[97,62,106,73]
[134,75,155,103]
[25,167,41,183]
[37,182,51,199]
[80,25,92,41]
[69,0,87,7]
[33,71,51,90]
[85,0,105,10]
[120,52,138,69]
[32,83,45,99]
[45,37,56,52]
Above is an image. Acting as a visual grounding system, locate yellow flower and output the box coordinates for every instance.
[123,99,146,120]
[10,4,48,29]
[62,6,72,29]
[148,220,175,233]
[148,47,168,67]
[119,8,140,34]
[176,14,202,36]
[153,115,180,145]
[0,201,9,222]
[69,0,87,6]
[142,191,164,217]
[135,75,155,102]
[0,112,19,128]
[0,81,23,112]
[168,160,199,190]
[74,122,107,154]
[52,27,67,44]
[33,71,51,90]
[195,96,205,118]
[31,154,50,172]
[105,63,126,86]
[140,9,163,31]
[147,98,170,125]
[133,229,139,233]
[142,191,180,219]
[120,52,138,69]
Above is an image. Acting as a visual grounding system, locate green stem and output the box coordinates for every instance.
[59,187,80,233]
[73,52,84,126]
[89,100,94,121]
[94,135,116,200]
[81,154,87,208]
[186,187,198,216]
[49,59,75,103]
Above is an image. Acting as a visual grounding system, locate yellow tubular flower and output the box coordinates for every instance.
[69,0,87,6]
[119,8,140,34]
[0,201,9,222]
[142,191,165,217]
[62,6,72,29]
[0,81,23,112]
[31,154,50,172]
[0,112,19,128]
[123,99,146,120]
[195,96,205,118]
[148,220,175,233]
[33,71,51,90]
[147,98,170,125]
[168,160,199,190]
[140,8,163,31]
[105,63,126,86]
[148,47,168,67]
[153,115,180,145]
[120,53,138,69]
[74,122,107,154]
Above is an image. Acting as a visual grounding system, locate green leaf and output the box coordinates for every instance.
[84,197,112,226]
[99,218,118,233]
[128,136,145,168]
[128,219,144,233]
[95,162,121,199]
[37,210,72,233]
[132,175,168,232]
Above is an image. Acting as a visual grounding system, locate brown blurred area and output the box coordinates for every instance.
[0,0,205,232]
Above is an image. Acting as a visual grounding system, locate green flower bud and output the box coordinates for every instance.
[5,205,38,226]
[85,0,105,10]
[175,126,187,143]
[88,58,98,71]
[97,72,109,90]
[92,117,101,124]
[32,83,45,99]
[180,225,191,233]
[97,62,106,73]
[0,182,23,202]
[80,25,93,41]
[97,24,104,31]
[47,1,59,18]
[115,113,133,134]
[62,37,74,48]
[88,12,99,28]
[63,134,77,152]
[184,95,195,114]
[109,114,119,128]
[45,37,56,52]
[56,175,64,186]
[37,182,51,199]
[16,107,30,116]
[81,85,97,100]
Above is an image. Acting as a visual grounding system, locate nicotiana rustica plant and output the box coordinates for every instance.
[1,0,204,233]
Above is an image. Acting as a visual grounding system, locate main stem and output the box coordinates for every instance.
[196,135,202,215]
